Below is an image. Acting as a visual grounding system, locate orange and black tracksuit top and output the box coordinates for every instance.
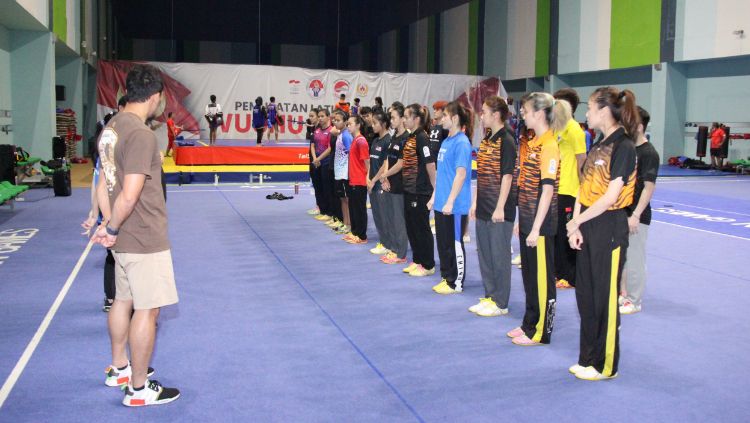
[516,129,560,235]
[579,127,636,210]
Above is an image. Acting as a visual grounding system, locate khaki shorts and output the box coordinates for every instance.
[112,249,179,310]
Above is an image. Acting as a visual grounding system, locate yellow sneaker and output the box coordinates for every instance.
[402,262,418,273]
[315,214,332,221]
[468,297,491,313]
[369,243,388,255]
[432,279,458,295]
[409,265,435,277]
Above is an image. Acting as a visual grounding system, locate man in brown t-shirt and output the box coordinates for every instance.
[92,64,180,407]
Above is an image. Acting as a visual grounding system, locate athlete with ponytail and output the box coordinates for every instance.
[506,92,567,347]
[428,101,473,295]
[566,87,638,380]
[401,104,437,277]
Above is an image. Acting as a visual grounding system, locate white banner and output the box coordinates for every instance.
[97,61,506,145]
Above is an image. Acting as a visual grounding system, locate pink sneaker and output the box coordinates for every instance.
[382,254,407,264]
[511,334,543,346]
[506,327,524,338]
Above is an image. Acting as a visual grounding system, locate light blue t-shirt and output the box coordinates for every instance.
[434,131,473,214]
[333,129,353,180]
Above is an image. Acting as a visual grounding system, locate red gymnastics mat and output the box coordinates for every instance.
[174,145,310,165]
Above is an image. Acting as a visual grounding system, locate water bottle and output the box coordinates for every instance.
[294,181,299,194]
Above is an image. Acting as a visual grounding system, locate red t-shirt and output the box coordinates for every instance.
[166,118,176,141]
[710,128,725,149]
[348,135,370,186]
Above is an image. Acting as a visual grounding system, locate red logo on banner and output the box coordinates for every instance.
[307,79,325,99]
[332,79,350,98]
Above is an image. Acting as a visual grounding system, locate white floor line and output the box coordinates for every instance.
[652,220,750,241]
[651,199,750,218]
[0,241,94,409]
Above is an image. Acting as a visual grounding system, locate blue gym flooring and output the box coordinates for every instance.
[0,173,749,422]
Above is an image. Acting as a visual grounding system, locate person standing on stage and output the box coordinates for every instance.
[552,88,587,290]
[266,96,280,142]
[428,101,473,295]
[401,104,437,277]
[164,112,182,158]
[335,94,351,114]
[252,97,267,145]
[566,87,638,381]
[373,96,384,113]
[204,94,222,146]
[620,106,659,315]
[506,92,566,346]
[469,96,516,317]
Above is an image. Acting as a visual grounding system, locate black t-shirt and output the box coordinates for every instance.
[386,131,407,194]
[402,128,436,196]
[306,124,316,163]
[627,141,659,225]
[476,126,517,222]
[369,133,391,190]
[428,125,449,161]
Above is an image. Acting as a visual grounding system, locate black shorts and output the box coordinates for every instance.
[334,179,349,198]
[710,148,721,157]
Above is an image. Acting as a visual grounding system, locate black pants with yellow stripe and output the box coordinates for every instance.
[575,209,628,376]
[519,233,556,344]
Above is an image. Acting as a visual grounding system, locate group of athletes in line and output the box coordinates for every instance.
[303,87,659,381]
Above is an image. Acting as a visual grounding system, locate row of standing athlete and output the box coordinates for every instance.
[304,86,659,382]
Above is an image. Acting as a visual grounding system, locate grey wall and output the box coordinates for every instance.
[483,0,508,78]
[0,24,13,145]
[11,30,56,159]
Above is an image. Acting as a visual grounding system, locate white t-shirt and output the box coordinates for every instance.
[205,103,222,116]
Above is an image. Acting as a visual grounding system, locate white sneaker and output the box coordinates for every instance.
[122,379,180,407]
[618,295,626,306]
[511,254,521,266]
[476,301,508,317]
[468,298,491,313]
[104,363,154,387]
[575,366,617,381]
[569,364,586,374]
[619,300,641,315]
[369,243,388,255]
[463,234,471,243]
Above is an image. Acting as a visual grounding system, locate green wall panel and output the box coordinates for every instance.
[53,0,67,42]
[610,0,661,69]
[535,0,550,77]
[468,0,479,75]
